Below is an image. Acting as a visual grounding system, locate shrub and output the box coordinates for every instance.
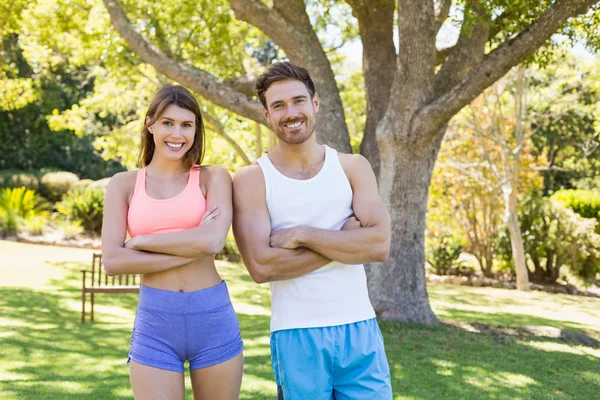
[426,233,466,275]
[40,171,80,202]
[216,229,241,262]
[551,189,600,233]
[75,179,94,188]
[53,218,84,240]
[495,195,600,284]
[0,187,50,237]
[23,215,49,236]
[0,170,40,191]
[55,186,104,235]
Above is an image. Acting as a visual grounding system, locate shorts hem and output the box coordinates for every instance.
[189,341,244,371]
[128,352,184,373]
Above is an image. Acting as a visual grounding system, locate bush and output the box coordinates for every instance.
[496,195,600,284]
[216,229,240,262]
[75,179,94,188]
[40,171,80,202]
[551,189,600,233]
[0,187,50,237]
[0,170,40,191]
[23,215,49,236]
[426,233,466,275]
[55,186,104,235]
[53,218,84,240]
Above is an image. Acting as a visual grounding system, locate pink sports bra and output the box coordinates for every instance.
[127,165,206,237]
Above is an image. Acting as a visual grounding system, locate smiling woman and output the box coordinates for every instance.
[100,85,243,400]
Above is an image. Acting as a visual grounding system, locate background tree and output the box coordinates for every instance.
[101,0,600,323]
[5,0,598,323]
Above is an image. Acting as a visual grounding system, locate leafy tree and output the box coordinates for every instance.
[100,0,600,322]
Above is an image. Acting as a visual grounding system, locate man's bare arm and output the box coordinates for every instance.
[232,164,332,283]
[270,154,391,264]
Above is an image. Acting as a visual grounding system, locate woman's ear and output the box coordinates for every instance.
[147,118,153,134]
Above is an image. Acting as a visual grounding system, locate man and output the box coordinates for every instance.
[233,61,392,399]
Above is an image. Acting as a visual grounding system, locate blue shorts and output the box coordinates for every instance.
[271,318,392,399]
[128,281,243,373]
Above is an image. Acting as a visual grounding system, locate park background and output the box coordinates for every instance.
[1,0,600,398]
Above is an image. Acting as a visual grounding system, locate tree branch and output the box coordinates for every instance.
[230,0,352,152]
[436,0,452,33]
[222,74,257,98]
[434,3,491,97]
[415,0,599,138]
[102,0,265,125]
[203,112,252,166]
[436,45,455,66]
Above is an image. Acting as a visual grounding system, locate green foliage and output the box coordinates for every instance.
[53,218,84,240]
[0,186,50,219]
[22,215,48,236]
[0,170,40,190]
[551,189,600,232]
[216,229,241,262]
[528,56,600,193]
[426,233,467,276]
[495,195,600,284]
[0,186,50,236]
[39,171,79,202]
[55,186,105,235]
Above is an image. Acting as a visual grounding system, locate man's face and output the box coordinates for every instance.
[263,79,319,145]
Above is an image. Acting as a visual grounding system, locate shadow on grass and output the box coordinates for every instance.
[435,308,594,335]
[382,321,600,400]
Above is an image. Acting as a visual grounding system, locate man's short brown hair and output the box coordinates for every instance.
[255,62,316,109]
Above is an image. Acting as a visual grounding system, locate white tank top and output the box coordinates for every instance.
[256,145,376,332]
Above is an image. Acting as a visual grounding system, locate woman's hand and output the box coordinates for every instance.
[200,205,219,225]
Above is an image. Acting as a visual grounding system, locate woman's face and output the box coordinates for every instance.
[148,104,196,163]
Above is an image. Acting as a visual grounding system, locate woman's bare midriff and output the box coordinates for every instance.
[140,256,222,292]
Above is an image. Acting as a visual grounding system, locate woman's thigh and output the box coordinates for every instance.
[190,352,244,400]
[129,360,185,400]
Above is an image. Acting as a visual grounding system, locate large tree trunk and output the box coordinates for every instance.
[348,0,396,173]
[367,128,442,324]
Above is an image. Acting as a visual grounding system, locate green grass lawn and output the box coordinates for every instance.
[1,240,599,399]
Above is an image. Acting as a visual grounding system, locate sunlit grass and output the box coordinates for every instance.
[1,240,599,399]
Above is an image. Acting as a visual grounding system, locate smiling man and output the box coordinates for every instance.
[232,62,393,399]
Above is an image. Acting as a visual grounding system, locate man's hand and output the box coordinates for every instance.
[341,216,361,231]
[270,227,305,249]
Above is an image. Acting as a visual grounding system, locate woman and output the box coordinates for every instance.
[102,85,243,400]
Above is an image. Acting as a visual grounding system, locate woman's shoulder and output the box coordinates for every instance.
[107,170,139,193]
[198,165,232,183]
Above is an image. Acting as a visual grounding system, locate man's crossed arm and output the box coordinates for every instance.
[232,154,390,284]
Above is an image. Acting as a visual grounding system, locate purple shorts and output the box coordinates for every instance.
[128,281,243,372]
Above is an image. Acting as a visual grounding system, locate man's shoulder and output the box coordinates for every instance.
[233,162,264,188]
[337,152,372,174]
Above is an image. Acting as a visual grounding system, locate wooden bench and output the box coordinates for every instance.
[81,253,140,323]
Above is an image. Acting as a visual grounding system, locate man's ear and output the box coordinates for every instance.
[263,108,270,121]
[313,92,320,113]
